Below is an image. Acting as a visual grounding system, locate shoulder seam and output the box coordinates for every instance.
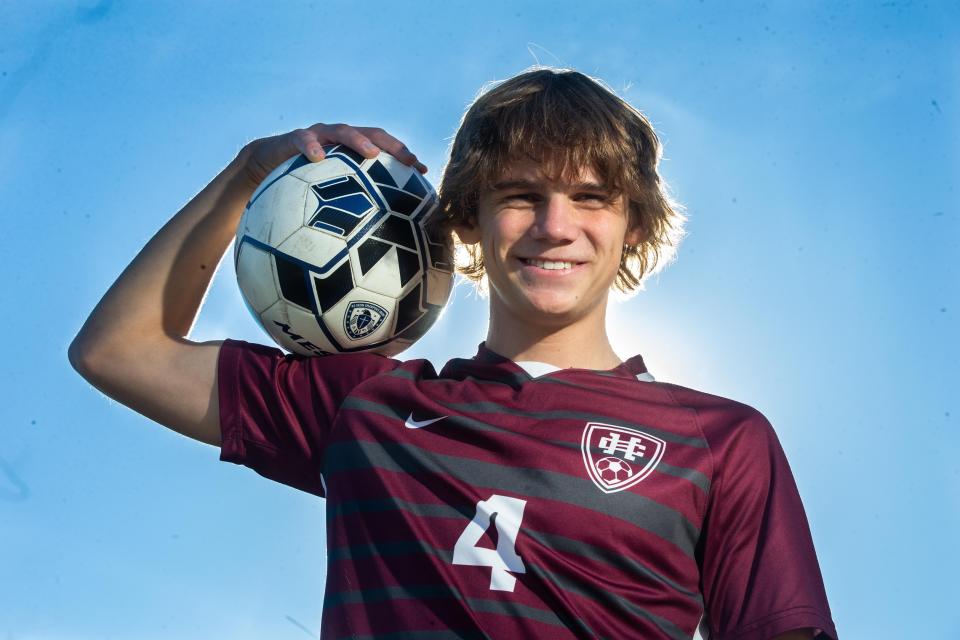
[659,385,717,526]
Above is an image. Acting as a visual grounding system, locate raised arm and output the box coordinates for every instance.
[68,124,425,446]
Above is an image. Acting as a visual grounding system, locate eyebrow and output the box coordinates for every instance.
[490,179,611,192]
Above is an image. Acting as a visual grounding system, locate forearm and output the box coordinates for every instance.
[70,150,257,363]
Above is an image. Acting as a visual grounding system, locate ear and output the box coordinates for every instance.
[454,218,481,245]
[624,222,644,247]
[622,199,644,247]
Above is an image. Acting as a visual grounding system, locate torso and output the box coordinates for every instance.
[319,347,712,639]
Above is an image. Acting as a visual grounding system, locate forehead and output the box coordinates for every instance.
[490,157,605,188]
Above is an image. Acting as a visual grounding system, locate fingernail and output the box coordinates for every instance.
[308,145,322,158]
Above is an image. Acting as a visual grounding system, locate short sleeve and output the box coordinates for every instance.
[698,410,839,640]
[217,338,400,497]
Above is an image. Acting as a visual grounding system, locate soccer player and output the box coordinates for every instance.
[69,68,838,639]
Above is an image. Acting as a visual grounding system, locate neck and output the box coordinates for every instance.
[484,299,622,370]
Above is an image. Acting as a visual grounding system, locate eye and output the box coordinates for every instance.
[574,192,612,205]
[503,192,540,204]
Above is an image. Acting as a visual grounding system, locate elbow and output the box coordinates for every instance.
[68,334,106,380]
[68,336,92,377]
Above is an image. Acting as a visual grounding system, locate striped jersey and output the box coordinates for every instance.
[218,339,838,640]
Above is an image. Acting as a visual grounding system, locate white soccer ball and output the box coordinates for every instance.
[596,456,633,484]
[234,144,454,356]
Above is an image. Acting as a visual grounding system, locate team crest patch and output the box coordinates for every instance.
[581,423,666,494]
[343,301,388,340]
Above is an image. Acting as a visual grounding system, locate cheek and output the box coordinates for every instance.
[593,221,630,272]
[593,219,629,249]
[484,216,526,258]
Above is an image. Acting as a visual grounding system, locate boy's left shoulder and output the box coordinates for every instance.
[648,379,781,450]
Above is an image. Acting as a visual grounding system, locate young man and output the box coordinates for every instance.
[70,69,838,639]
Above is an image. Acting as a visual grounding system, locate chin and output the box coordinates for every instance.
[490,277,609,326]
[517,296,592,326]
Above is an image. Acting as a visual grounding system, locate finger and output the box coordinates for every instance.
[291,128,326,162]
[314,123,380,159]
[359,127,426,171]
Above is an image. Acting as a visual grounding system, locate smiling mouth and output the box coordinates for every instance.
[521,258,579,270]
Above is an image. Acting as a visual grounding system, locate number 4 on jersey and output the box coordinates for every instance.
[452,494,528,592]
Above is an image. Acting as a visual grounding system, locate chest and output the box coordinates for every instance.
[322,375,710,557]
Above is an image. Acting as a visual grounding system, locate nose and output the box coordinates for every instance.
[530,194,578,243]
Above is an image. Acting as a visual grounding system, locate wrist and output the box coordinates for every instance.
[231,143,264,192]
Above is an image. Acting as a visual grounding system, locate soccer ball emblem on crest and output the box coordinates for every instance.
[581,423,666,494]
[234,145,454,356]
[595,456,633,484]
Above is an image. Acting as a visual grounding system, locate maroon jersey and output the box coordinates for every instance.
[218,339,838,640]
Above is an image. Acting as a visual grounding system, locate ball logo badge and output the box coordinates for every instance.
[581,423,666,494]
[344,301,388,340]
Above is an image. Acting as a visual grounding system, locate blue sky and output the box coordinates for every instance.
[2,1,958,638]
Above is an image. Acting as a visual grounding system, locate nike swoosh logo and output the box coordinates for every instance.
[404,413,447,429]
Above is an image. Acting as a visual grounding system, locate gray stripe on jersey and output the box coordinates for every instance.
[527,562,692,640]
[627,456,708,493]
[435,401,711,490]
[327,538,452,564]
[467,596,595,637]
[576,444,708,493]
[325,580,579,632]
[325,583,453,607]
[521,528,703,606]
[379,369,703,448]
[339,632,487,640]
[328,497,702,606]
[328,539,686,639]
[340,397,710,494]
[323,438,699,558]
[334,496,467,519]
[436,401,707,449]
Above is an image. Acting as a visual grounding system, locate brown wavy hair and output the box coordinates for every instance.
[437,67,685,293]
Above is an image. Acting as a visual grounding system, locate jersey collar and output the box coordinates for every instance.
[439,342,652,387]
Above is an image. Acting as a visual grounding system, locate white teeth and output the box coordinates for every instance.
[526,259,574,270]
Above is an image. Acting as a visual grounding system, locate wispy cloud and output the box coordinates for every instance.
[0,454,30,501]
[284,615,318,639]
